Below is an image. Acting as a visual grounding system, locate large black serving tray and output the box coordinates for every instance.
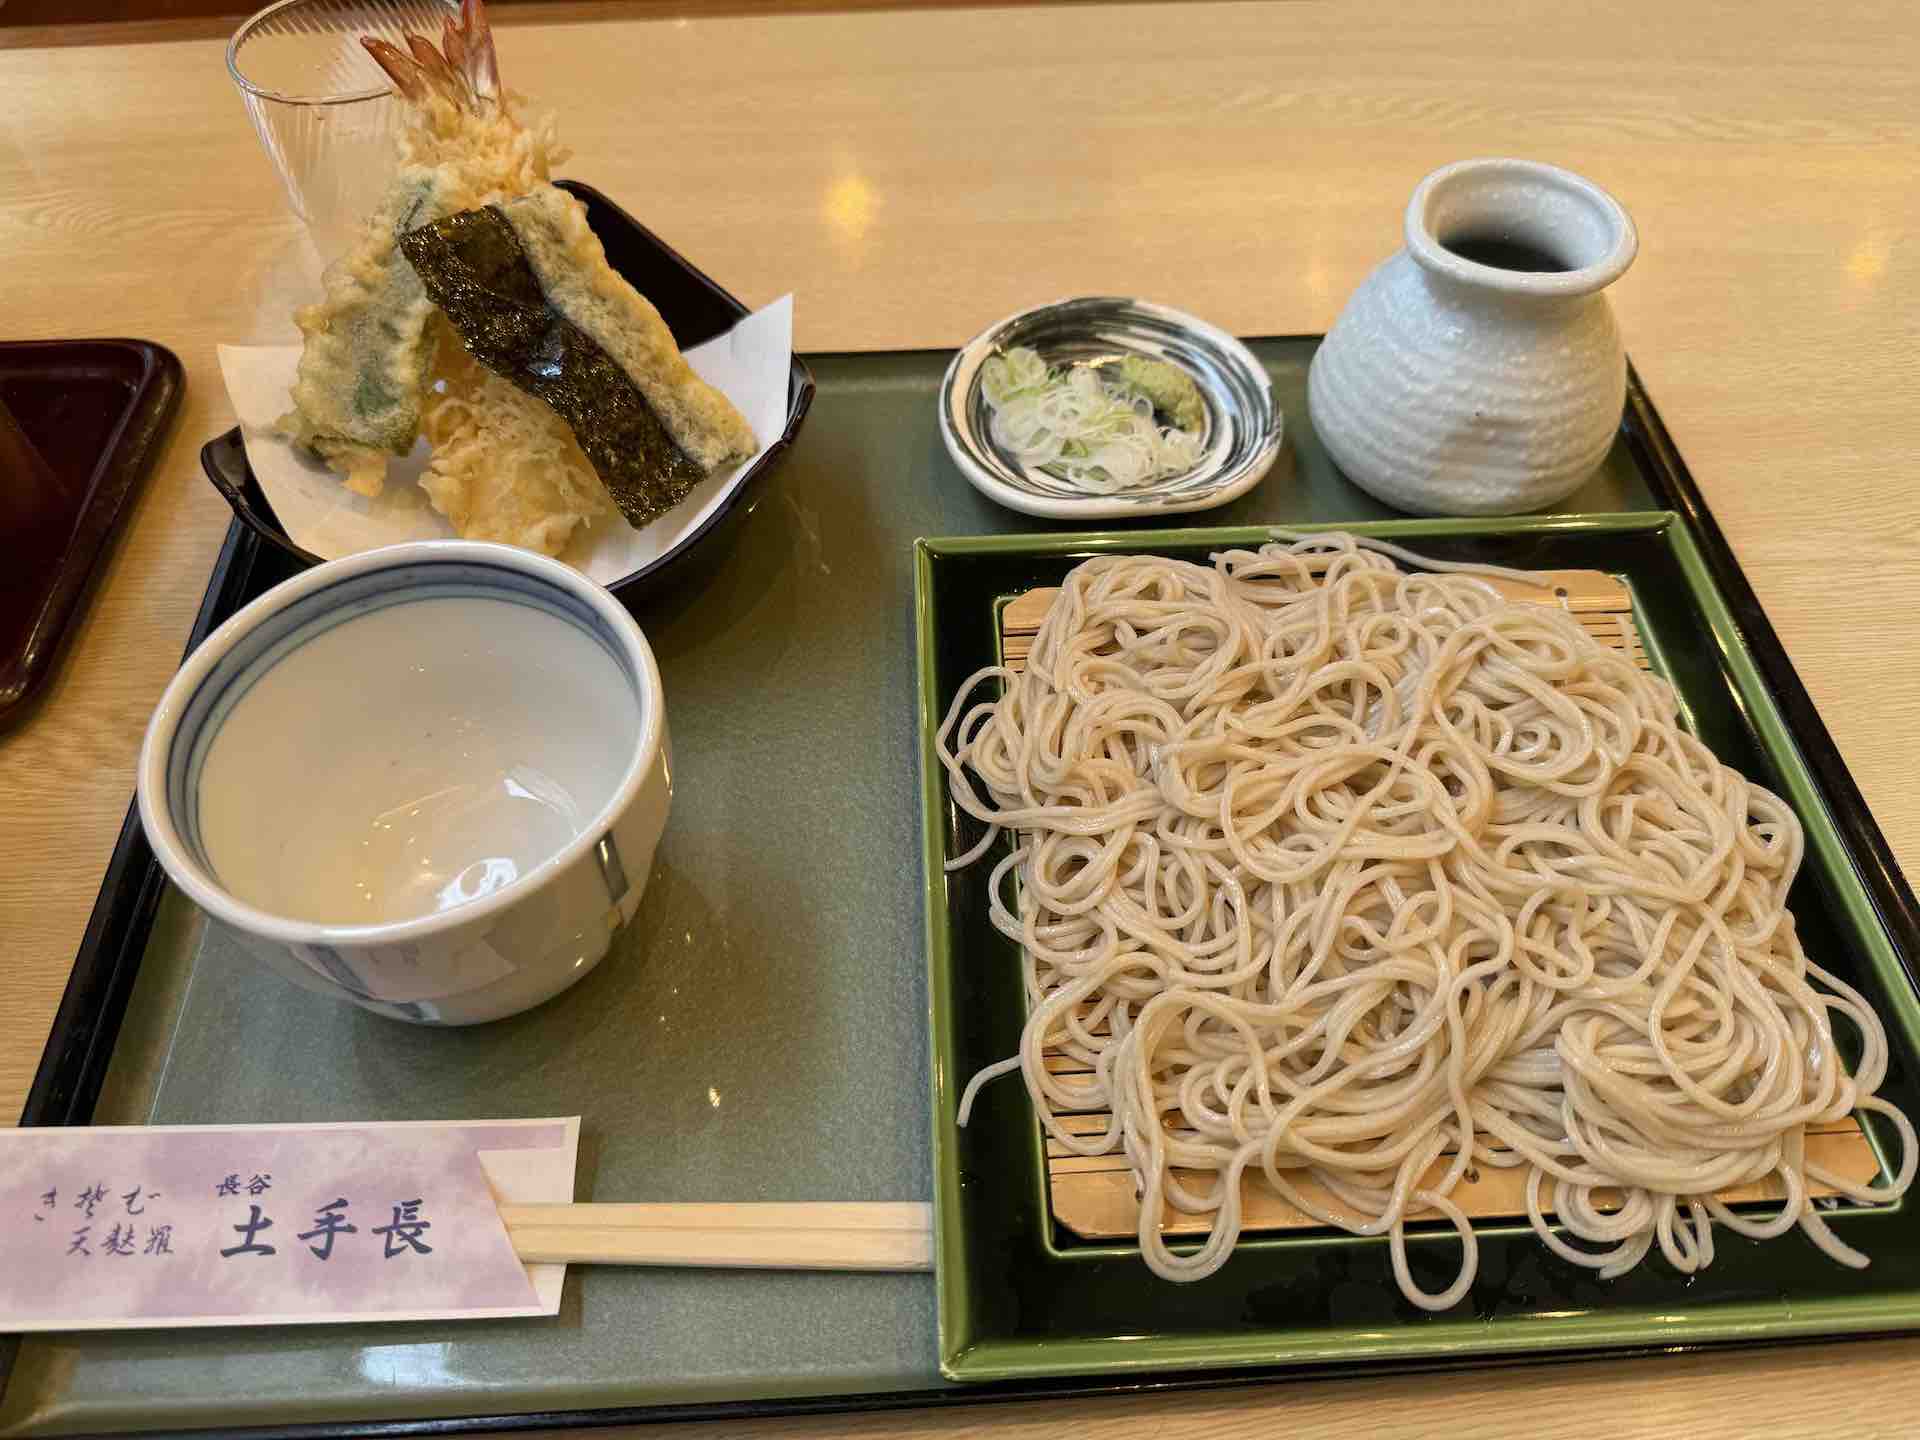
[7,343,1918,1436]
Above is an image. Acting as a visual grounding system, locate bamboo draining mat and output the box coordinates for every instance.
[997,568,1882,1241]
[1000,569,1648,670]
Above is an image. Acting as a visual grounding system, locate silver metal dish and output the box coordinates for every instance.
[938,296,1283,519]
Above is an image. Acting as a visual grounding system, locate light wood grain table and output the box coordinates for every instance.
[3,1,1918,1433]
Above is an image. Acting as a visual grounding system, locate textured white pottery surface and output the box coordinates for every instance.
[1308,158,1636,515]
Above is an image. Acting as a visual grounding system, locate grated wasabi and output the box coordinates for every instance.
[979,346,1204,493]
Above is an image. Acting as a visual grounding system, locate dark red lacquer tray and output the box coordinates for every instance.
[0,339,183,730]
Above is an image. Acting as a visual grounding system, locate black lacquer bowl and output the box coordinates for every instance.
[200,180,814,605]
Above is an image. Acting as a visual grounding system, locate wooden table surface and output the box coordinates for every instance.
[3,1,1917,1433]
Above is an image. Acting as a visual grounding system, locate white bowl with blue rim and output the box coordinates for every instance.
[137,540,670,1026]
[938,296,1285,520]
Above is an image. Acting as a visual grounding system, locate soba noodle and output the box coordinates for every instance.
[937,531,1915,1308]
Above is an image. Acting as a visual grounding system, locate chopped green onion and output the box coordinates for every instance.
[979,346,1203,493]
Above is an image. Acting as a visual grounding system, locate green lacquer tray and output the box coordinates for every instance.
[915,513,1920,1384]
[8,338,1919,1435]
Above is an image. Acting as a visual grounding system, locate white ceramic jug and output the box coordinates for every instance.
[1308,158,1638,515]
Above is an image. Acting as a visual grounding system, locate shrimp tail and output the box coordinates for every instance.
[361,0,498,113]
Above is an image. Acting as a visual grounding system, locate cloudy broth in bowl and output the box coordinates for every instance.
[196,596,638,926]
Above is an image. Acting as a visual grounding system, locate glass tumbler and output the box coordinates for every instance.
[228,0,483,263]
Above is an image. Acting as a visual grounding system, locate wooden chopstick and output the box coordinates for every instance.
[499,1201,934,1271]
